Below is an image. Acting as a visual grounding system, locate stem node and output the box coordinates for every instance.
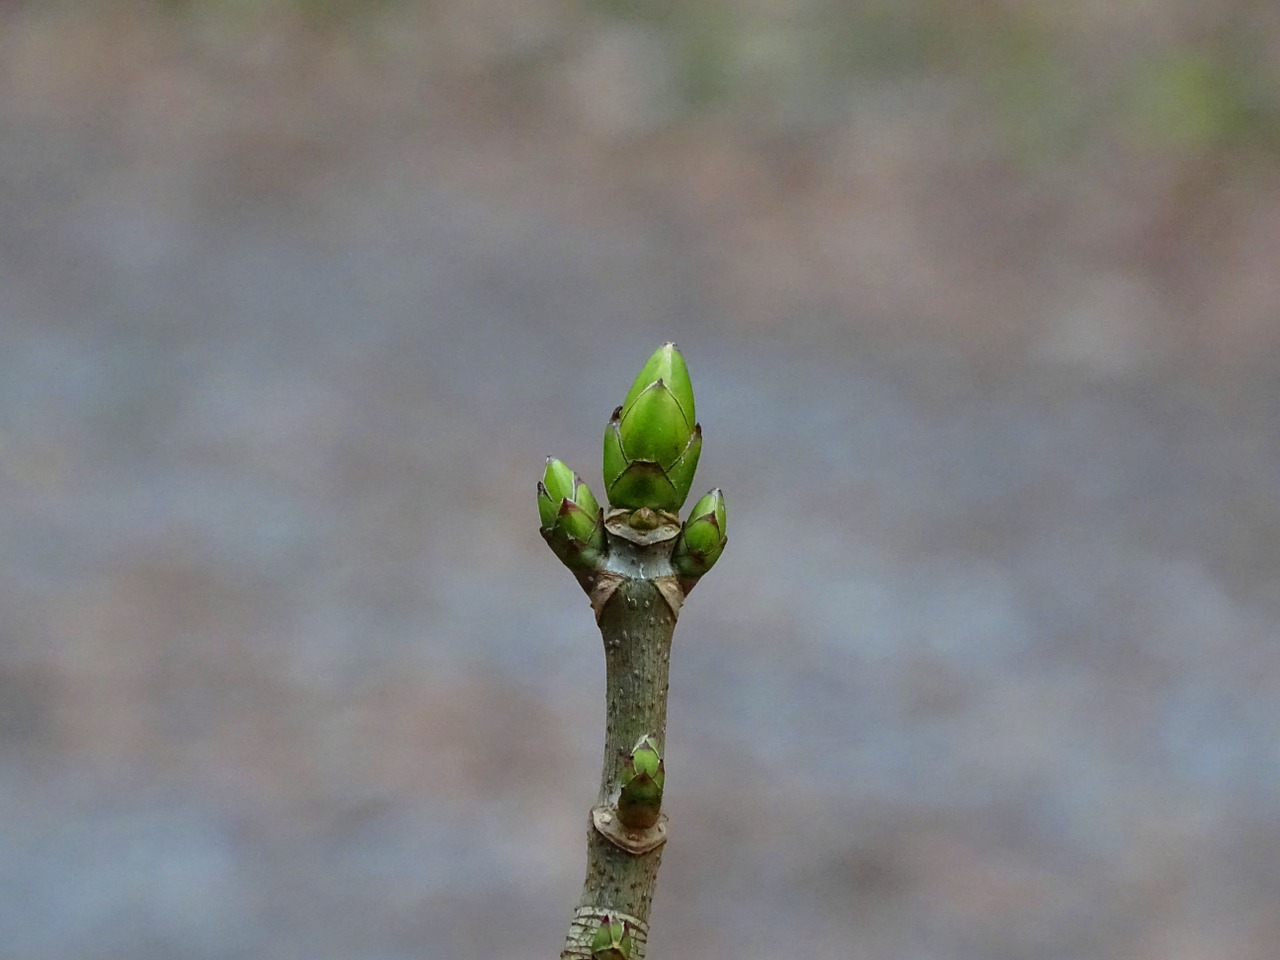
[592,805,669,854]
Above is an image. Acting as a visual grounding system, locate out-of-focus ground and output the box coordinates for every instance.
[3,2,1279,958]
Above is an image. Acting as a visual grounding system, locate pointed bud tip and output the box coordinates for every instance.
[606,343,699,510]
[688,487,725,520]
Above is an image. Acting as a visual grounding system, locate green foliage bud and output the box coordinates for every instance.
[537,457,605,562]
[623,342,695,418]
[672,488,727,580]
[591,915,633,960]
[537,458,578,528]
[603,343,702,512]
[616,735,665,830]
[628,735,664,781]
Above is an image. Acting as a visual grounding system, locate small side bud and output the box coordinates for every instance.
[538,457,578,528]
[672,488,727,581]
[538,457,605,569]
[591,915,634,960]
[616,735,665,830]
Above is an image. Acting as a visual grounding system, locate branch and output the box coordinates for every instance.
[536,345,726,960]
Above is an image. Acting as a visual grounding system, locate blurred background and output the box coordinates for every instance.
[3,1,1279,958]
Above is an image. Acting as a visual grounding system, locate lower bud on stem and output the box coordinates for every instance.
[591,915,634,960]
[616,735,665,830]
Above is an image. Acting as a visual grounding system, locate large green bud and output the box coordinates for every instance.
[603,343,702,512]
[672,488,727,581]
[537,457,605,565]
[591,915,634,960]
[616,735,665,830]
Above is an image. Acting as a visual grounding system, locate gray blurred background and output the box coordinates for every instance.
[3,2,1279,958]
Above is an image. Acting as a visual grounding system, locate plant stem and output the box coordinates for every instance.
[541,342,724,958]
[557,520,686,960]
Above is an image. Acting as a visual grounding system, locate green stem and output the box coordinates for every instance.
[559,520,686,960]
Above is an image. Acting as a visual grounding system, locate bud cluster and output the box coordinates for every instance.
[537,343,727,583]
